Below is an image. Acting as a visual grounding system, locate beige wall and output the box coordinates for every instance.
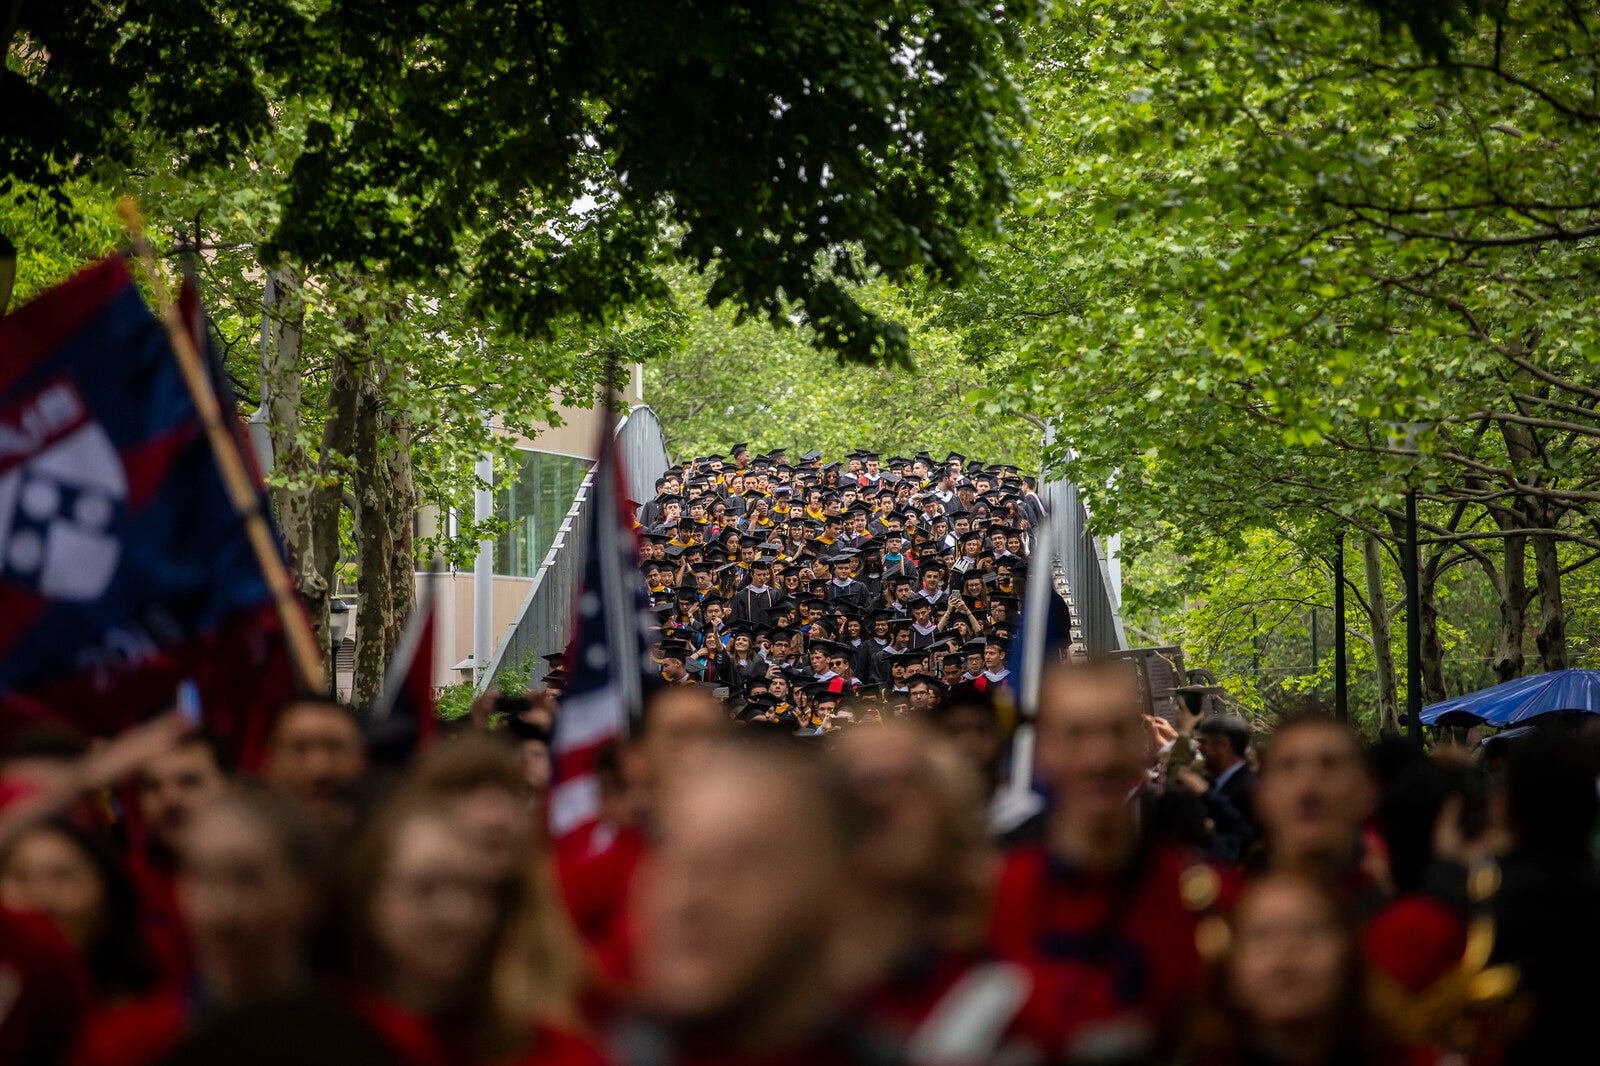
[411,374,644,687]
[504,379,643,459]
[416,571,537,687]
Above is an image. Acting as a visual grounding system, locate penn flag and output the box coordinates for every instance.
[547,413,653,841]
[365,588,439,766]
[0,257,297,761]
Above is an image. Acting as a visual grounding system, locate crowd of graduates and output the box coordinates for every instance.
[630,448,1046,728]
[0,446,1596,1066]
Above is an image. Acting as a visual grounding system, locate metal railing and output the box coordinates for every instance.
[477,404,671,691]
[1038,426,1128,658]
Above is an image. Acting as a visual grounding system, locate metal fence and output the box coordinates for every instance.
[1037,426,1128,658]
[477,404,671,691]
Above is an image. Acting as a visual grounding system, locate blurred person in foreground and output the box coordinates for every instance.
[1182,871,1432,1066]
[625,741,867,1064]
[989,661,1233,1064]
[831,723,1035,1062]
[0,712,192,1066]
[558,683,726,989]
[339,794,599,1066]
[1485,730,1600,1065]
[261,698,368,835]
[72,787,327,1066]
[129,728,232,986]
[1254,712,1472,997]
[1251,712,1382,900]
[0,817,160,1006]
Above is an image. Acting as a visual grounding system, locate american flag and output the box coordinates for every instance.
[547,413,653,840]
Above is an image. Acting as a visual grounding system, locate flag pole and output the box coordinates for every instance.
[116,198,327,696]
[1005,513,1055,800]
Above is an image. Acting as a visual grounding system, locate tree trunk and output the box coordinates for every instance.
[264,264,314,576]
[1362,534,1401,734]
[1532,527,1568,671]
[309,336,362,689]
[351,356,399,708]
[1472,473,1530,684]
[261,262,353,693]
[1418,551,1448,705]
[1499,416,1566,672]
[1493,531,1528,682]
[386,360,417,647]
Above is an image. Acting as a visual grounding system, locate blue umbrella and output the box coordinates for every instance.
[1420,668,1600,727]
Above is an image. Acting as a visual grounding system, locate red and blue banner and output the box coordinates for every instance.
[0,257,295,761]
[548,414,653,841]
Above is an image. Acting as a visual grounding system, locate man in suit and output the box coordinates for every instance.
[1192,714,1260,864]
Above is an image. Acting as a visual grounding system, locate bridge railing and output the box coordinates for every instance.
[1037,427,1128,658]
[477,404,671,691]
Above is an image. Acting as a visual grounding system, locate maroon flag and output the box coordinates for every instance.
[366,588,438,764]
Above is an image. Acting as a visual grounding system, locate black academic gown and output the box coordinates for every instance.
[826,580,870,610]
[731,584,781,626]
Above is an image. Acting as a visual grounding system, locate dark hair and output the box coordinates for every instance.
[270,697,361,740]
[0,722,91,765]
[206,784,328,885]
[1259,708,1363,775]
[1,819,160,999]
[172,726,235,777]
[407,732,526,799]
[1375,754,1477,895]
[1196,715,1252,758]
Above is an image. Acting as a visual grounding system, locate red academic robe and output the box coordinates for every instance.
[0,905,91,1066]
[348,990,605,1066]
[1363,893,1467,994]
[990,842,1235,1060]
[70,992,185,1066]
[126,849,193,990]
[853,947,1035,1064]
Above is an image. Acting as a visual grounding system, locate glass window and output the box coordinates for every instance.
[493,450,592,577]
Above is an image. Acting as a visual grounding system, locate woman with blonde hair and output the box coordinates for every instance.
[340,749,598,1066]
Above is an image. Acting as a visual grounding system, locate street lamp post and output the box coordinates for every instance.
[0,234,16,316]
[1404,486,1422,744]
[1397,421,1426,746]
[1333,528,1348,719]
